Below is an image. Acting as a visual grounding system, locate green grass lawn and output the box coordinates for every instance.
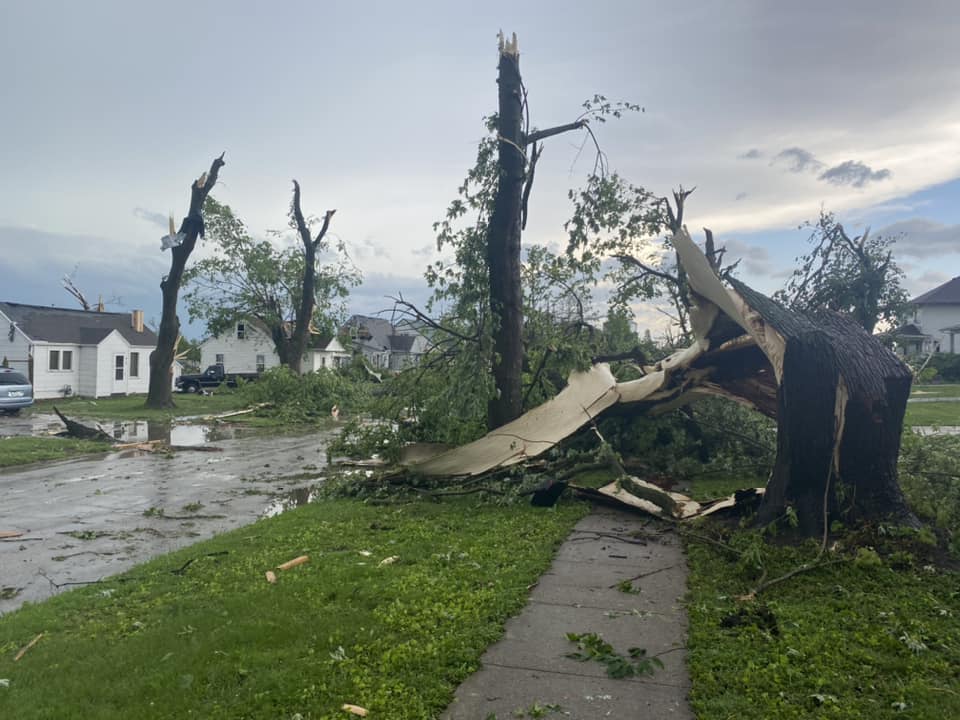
[904,401,960,426]
[911,383,960,399]
[29,391,251,421]
[0,498,588,719]
[684,431,960,720]
[0,436,112,468]
[686,534,960,719]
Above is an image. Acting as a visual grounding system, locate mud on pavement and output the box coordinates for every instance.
[0,429,333,615]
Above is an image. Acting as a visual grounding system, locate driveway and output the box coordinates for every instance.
[1,428,332,615]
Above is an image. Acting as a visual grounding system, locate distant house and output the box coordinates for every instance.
[199,319,351,373]
[892,276,960,355]
[342,315,429,371]
[0,302,158,399]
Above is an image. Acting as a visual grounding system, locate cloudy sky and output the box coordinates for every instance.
[3,0,960,336]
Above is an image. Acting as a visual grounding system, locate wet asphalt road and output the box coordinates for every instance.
[0,429,331,615]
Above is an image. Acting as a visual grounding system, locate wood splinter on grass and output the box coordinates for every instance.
[14,633,43,661]
[265,570,277,584]
[277,555,309,571]
[342,704,368,717]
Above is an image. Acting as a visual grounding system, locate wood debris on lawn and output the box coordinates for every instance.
[378,556,399,567]
[203,403,271,420]
[342,704,368,717]
[265,570,277,584]
[14,633,43,661]
[277,555,309,571]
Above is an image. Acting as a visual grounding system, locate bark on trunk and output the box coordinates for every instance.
[289,180,335,375]
[146,154,225,409]
[727,280,916,534]
[486,40,525,429]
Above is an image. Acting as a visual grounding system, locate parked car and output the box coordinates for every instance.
[175,364,260,393]
[0,368,34,414]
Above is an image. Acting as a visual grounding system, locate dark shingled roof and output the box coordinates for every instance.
[910,276,960,305]
[389,334,416,353]
[890,323,929,338]
[0,302,158,346]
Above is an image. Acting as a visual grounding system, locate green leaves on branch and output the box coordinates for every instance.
[183,196,360,357]
[565,632,663,678]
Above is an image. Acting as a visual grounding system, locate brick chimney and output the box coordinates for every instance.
[131,310,144,333]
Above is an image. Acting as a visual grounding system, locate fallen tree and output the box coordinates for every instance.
[402,227,916,535]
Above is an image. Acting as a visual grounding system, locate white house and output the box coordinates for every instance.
[894,276,960,355]
[0,302,159,399]
[199,319,351,373]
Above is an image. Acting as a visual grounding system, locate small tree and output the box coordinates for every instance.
[183,194,359,372]
[775,210,908,333]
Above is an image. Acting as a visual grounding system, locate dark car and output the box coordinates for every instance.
[0,368,34,414]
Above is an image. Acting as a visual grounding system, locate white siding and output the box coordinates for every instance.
[200,323,279,373]
[917,305,960,354]
[78,345,99,396]
[32,343,82,399]
[125,346,152,394]
[309,338,351,371]
[96,332,131,397]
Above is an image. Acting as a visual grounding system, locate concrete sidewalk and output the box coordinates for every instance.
[443,507,693,719]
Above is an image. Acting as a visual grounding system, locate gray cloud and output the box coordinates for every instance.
[723,238,779,277]
[412,244,433,257]
[876,218,960,259]
[735,192,748,201]
[739,148,763,160]
[350,271,430,317]
[818,160,891,188]
[772,147,823,173]
[133,207,169,229]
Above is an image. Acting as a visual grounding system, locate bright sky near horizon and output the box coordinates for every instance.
[2,0,960,337]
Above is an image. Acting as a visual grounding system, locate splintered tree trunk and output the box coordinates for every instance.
[290,181,335,375]
[146,154,225,409]
[727,282,916,534]
[486,37,525,429]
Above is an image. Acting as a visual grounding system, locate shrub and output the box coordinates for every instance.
[238,366,368,423]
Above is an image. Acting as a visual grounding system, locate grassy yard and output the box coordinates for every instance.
[0,436,112,468]
[904,401,960,426]
[30,391,251,421]
[686,533,960,719]
[0,498,588,720]
[910,383,960,398]
[684,431,960,720]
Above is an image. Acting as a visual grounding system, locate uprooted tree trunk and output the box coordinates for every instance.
[147,153,225,409]
[407,227,916,536]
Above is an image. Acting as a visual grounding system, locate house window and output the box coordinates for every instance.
[49,350,60,370]
[215,354,225,366]
[256,354,265,373]
[115,354,125,381]
[62,350,72,371]
[130,352,140,378]
[237,322,246,340]
[321,356,327,368]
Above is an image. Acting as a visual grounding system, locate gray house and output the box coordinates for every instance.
[342,315,429,371]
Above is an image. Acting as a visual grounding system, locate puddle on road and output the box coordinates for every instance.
[0,413,241,446]
[261,483,324,518]
[101,421,240,445]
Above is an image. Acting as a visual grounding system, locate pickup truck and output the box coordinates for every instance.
[175,365,259,393]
